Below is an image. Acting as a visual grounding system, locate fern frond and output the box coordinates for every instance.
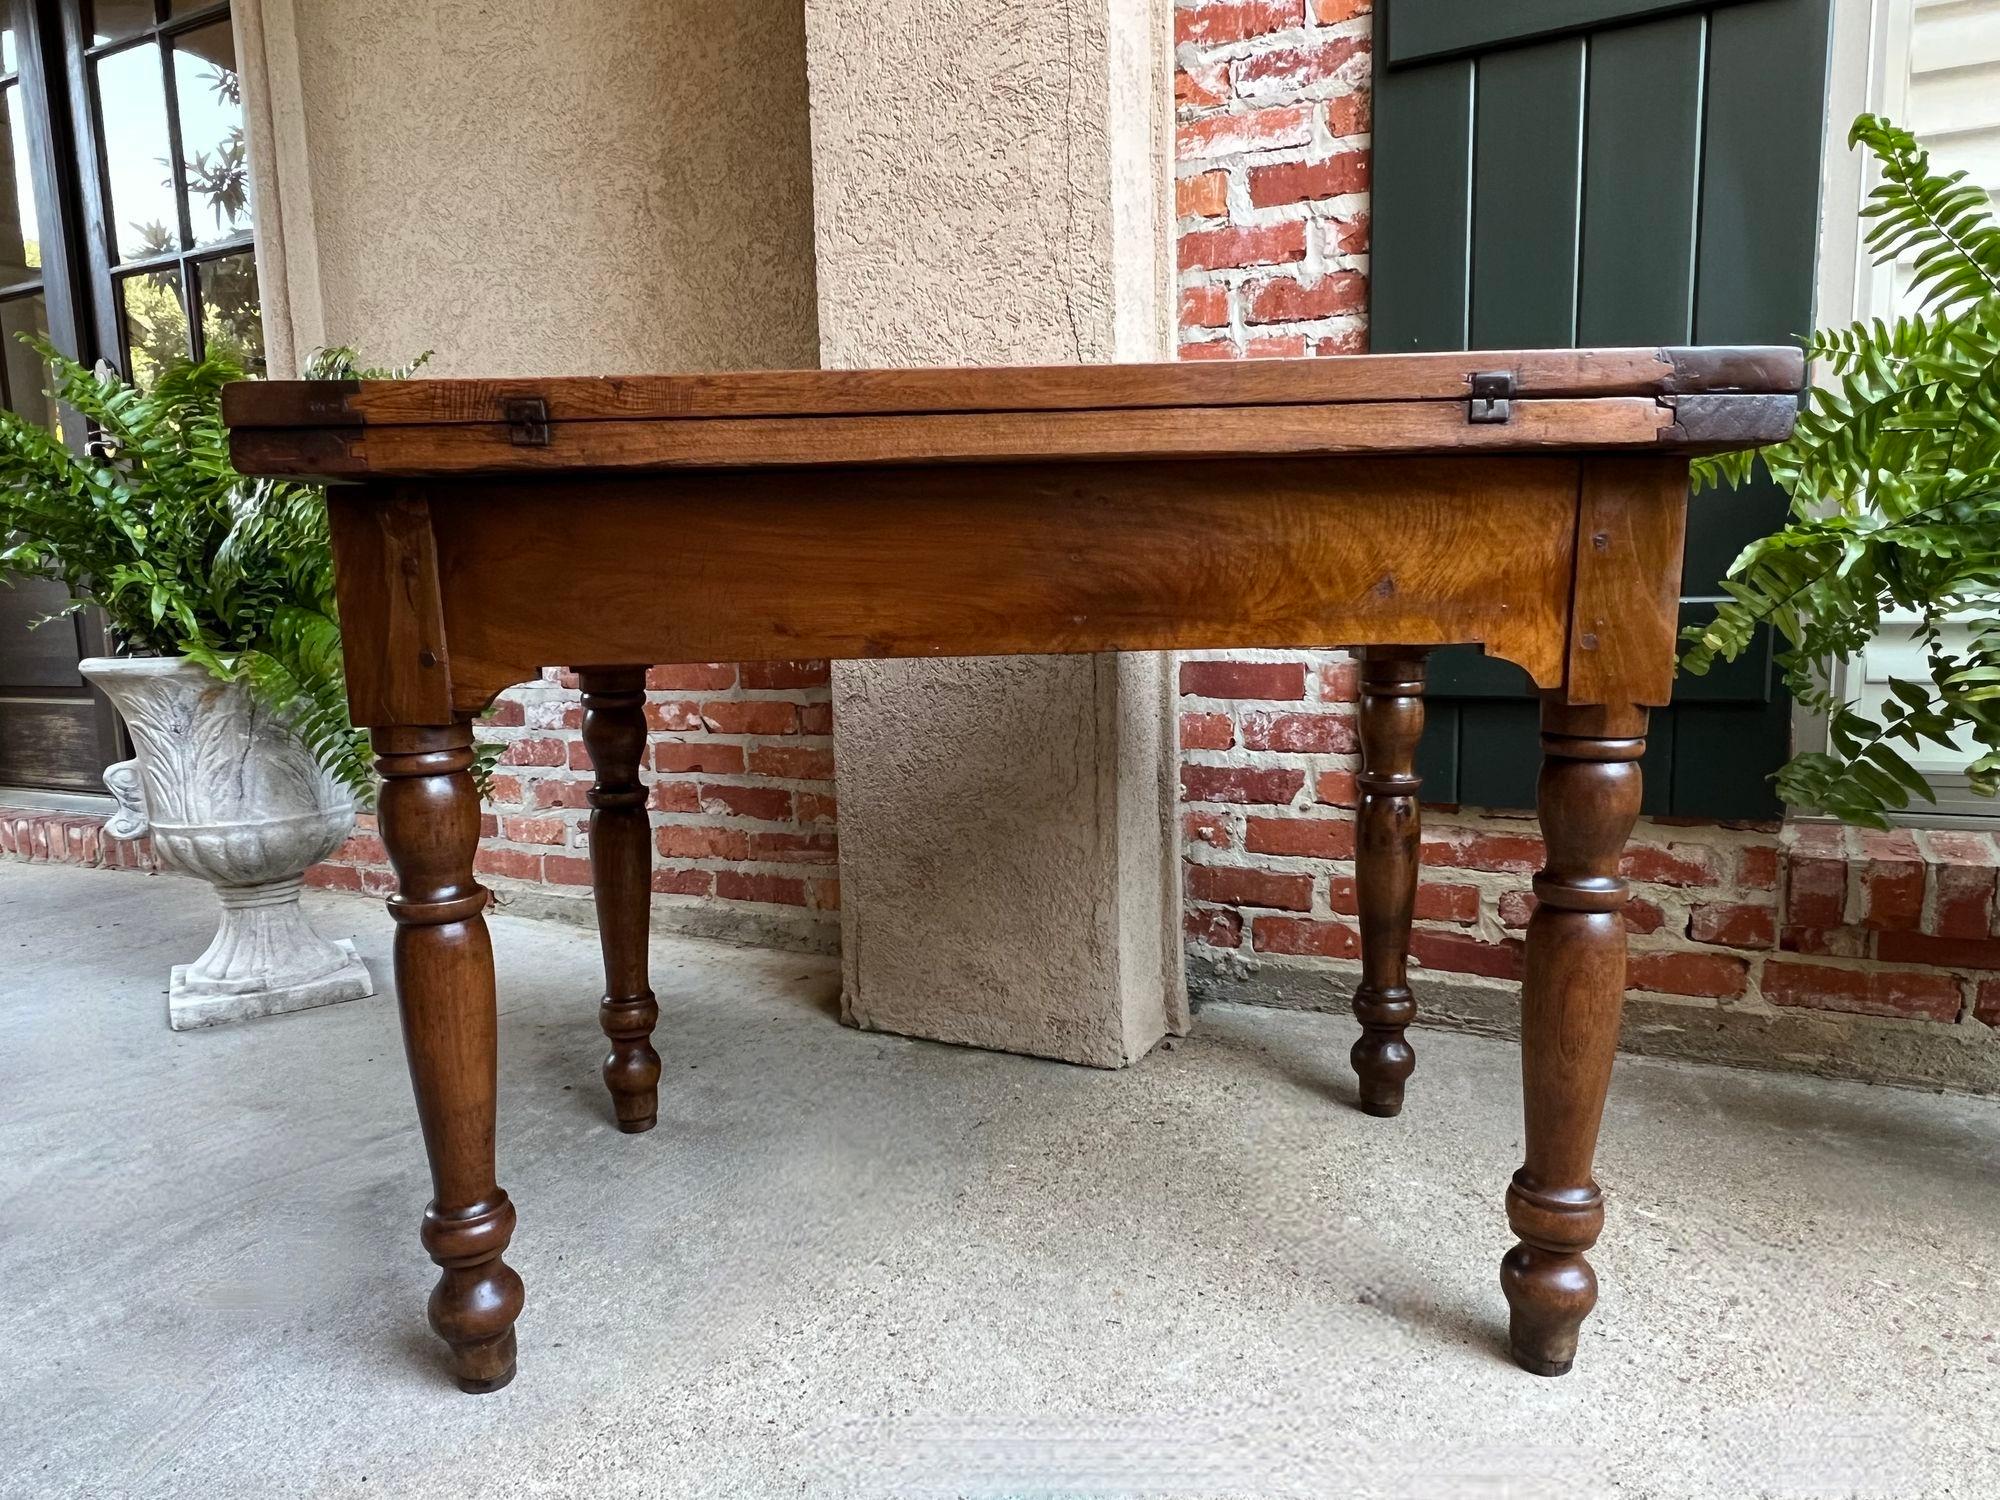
[1850,114,2000,307]
[1684,115,2000,824]
[0,335,435,803]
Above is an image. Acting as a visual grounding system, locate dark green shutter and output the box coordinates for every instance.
[1371,0,1831,820]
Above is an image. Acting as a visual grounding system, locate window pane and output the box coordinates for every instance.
[197,250,261,373]
[0,87,38,286]
[90,2,156,45]
[0,294,55,428]
[1,23,17,77]
[96,42,179,260]
[118,264,186,387]
[168,0,229,15]
[173,21,248,244]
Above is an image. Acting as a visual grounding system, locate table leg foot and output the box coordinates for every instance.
[435,1308,520,1392]
[1350,987,1413,1115]
[613,1103,658,1135]
[446,1332,518,1394]
[1501,1239,1596,1376]
[1351,1019,1413,1117]
[1351,648,1427,1118]
[603,1001,662,1132]
[602,991,661,1132]
[422,1192,526,1393]
[457,1369,516,1395]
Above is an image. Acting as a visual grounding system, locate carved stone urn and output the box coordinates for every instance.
[78,656,374,1030]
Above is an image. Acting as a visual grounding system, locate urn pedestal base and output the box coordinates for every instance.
[169,935,374,1030]
[79,656,374,1033]
[165,874,376,1029]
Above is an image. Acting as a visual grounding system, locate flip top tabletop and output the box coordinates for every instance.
[223,345,1804,482]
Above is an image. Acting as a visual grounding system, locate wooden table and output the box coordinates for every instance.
[225,346,1803,1393]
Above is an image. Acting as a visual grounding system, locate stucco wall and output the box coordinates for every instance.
[805,0,1169,367]
[805,0,1184,1066]
[242,0,819,376]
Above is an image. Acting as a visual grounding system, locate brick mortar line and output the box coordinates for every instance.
[484,857,836,878]
[1191,911,1983,1016]
[1178,801,1786,853]
[485,882,836,915]
[1177,31,1372,78]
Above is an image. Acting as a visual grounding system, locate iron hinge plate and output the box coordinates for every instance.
[504,397,551,446]
[1467,371,1514,424]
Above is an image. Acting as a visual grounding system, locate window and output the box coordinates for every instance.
[0,0,262,796]
[0,0,262,392]
[0,23,56,427]
[79,0,260,383]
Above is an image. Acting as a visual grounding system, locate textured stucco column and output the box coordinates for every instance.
[237,0,819,377]
[805,0,1187,1066]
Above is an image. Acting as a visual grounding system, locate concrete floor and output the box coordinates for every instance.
[3,863,1999,1500]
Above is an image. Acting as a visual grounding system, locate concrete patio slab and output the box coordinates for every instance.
[2,859,1996,1499]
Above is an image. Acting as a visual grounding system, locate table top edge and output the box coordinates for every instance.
[220,345,1806,432]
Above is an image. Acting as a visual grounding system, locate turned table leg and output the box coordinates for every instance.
[578,666,661,1133]
[1351,647,1428,1117]
[1501,700,1645,1377]
[377,723,525,1394]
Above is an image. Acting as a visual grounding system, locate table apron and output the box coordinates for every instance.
[326,453,1689,724]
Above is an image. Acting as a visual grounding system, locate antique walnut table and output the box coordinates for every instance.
[224,346,1802,1393]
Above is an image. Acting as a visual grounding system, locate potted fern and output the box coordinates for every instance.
[1687,114,2000,827]
[0,342,411,1028]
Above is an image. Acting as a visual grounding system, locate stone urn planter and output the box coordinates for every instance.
[79,656,374,1030]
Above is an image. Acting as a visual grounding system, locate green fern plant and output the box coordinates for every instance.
[0,340,446,804]
[1684,113,2000,828]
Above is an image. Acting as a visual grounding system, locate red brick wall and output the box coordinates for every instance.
[312,663,839,947]
[0,806,155,872]
[1176,648,2000,1026]
[1175,0,1371,359]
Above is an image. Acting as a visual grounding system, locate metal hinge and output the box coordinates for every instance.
[503,397,550,446]
[1467,371,1514,424]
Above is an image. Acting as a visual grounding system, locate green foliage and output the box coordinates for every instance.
[1684,114,2000,828]
[0,339,471,804]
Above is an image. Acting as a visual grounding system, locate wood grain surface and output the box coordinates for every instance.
[410,456,1585,717]
[231,395,1795,482]
[223,345,1803,432]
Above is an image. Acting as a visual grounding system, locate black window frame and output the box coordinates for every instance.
[0,0,261,389]
[62,0,255,379]
[0,0,259,796]
[0,1,121,797]
[5,1,93,388]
